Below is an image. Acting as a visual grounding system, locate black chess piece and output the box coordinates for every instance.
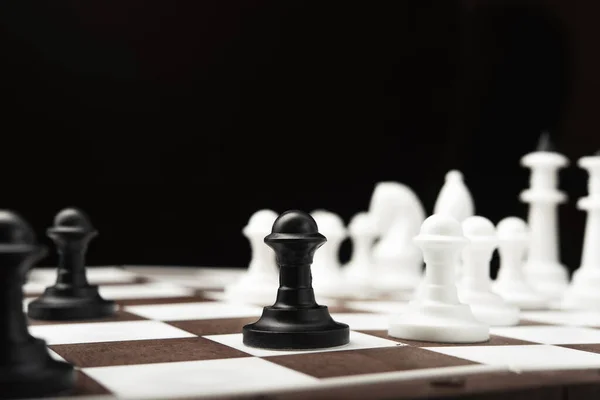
[243,210,350,349]
[0,210,75,398]
[27,208,116,320]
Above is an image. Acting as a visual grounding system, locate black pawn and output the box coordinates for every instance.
[28,208,116,320]
[0,210,75,398]
[243,210,350,350]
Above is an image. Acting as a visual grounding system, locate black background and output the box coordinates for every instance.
[0,1,598,275]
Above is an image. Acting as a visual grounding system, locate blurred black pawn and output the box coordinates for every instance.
[27,208,116,320]
[243,210,350,350]
[0,210,75,398]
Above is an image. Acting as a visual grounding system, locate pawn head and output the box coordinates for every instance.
[0,210,36,248]
[348,211,377,235]
[496,217,529,241]
[462,216,496,241]
[270,210,320,237]
[310,209,346,238]
[0,210,45,266]
[264,210,326,265]
[54,208,94,230]
[414,213,467,249]
[244,209,278,236]
[420,214,462,237]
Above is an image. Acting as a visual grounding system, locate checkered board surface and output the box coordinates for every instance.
[21,266,600,400]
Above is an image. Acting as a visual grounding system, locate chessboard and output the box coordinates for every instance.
[22,265,600,400]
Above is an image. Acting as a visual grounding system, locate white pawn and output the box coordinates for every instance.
[493,217,548,310]
[343,212,378,298]
[562,152,600,310]
[311,209,348,299]
[388,214,489,343]
[224,209,279,305]
[458,216,520,326]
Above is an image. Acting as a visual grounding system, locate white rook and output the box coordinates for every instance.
[519,134,569,298]
[562,152,600,309]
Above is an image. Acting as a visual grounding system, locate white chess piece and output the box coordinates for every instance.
[343,211,378,298]
[433,170,475,279]
[310,209,348,299]
[562,153,600,310]
[493,217,548,310]
[520,134,569,298]
[458,216,520,326]
[388,214,489,343]
[224,209,279,305]
[433,170,475,223]
[368,182,425,292]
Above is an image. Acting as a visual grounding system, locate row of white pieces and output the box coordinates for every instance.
[222,212,546,331]
[222,207,425,304]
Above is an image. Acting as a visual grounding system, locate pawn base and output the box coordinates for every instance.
[224,277,278,306]
[561,267,600,310]
[371,262,423,293]
[524,262,569,299]
[28,285,116,321]
[343,266,378,300]
[243,305,350,350]
[372,272,422,294]
[388,301,489,343]
[493,280,549,310]
[1,338,76,399]
[3,359,75,399]
[459,290,520,326]
[312,272,349,299]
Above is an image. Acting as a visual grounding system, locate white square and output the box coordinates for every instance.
[425,345,600,371]
[521,310,600,327]
[30,266,137,284]
[124,266,244,289]
[124,301,264,321]
[83,357,318,399]
[490,325,600,345]
[205,331,402,357]
[29,320,195,345]
[98,282,195,300]
[23,281,47,295]
[330,313,391,331]
[343,300,408,315]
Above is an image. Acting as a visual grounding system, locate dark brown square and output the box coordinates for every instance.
[72,371,111,396]
[50,337,250,368]
[560,343,600,354]
[264,346,476,378]
[28,310,145,326]
[355,330,537,346]
[117,295,212,306]
[518,319,554,326]
[168,317,259,336]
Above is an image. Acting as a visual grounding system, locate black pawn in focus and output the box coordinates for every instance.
[243,210,350,350]
[28,208,116,320]
[0,210,75,398]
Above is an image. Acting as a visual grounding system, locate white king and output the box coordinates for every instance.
[562,151,600,309]
[519,133,569,298]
